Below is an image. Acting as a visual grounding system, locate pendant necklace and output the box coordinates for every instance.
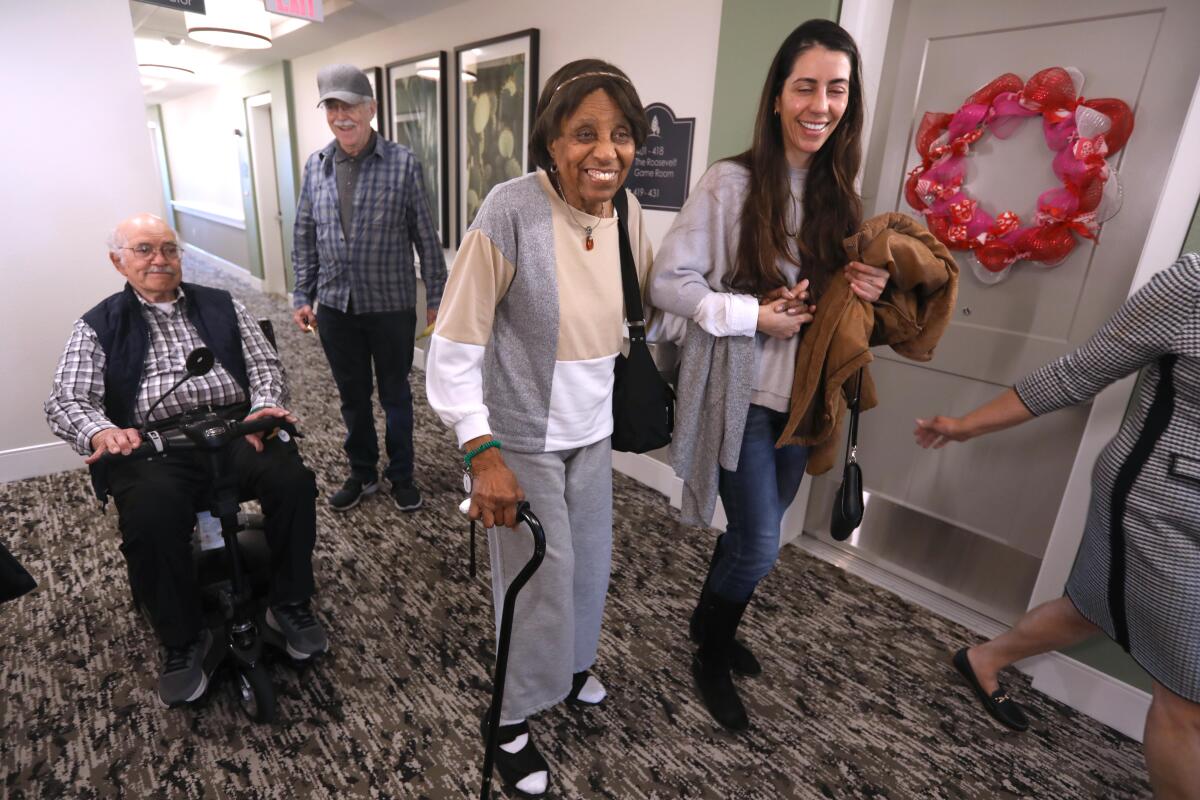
[553,176,606,250]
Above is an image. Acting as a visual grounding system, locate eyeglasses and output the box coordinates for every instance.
[121,242,181,260]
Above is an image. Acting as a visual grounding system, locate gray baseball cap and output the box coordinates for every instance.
[316,64,374,106]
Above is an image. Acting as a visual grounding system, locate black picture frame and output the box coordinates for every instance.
[454,28,539,245]
[386,51,450,249]
[361,66,387,133]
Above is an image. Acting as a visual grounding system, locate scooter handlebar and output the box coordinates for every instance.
[91,417,301,466]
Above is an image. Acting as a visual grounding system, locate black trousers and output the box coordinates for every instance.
[107,436,318,648]
[316,303,417,485]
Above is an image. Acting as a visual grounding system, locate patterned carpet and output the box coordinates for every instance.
[1,253,1151,799]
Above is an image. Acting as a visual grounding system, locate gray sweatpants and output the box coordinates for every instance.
[487,438,613,719]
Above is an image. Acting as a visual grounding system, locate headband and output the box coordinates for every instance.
[552,71,629,97]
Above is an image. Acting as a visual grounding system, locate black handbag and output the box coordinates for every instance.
[0,538,37,604]
[830,368,865,541]
[611,189,674,453]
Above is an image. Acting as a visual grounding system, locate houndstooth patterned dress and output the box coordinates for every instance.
[1015,252,1200,701]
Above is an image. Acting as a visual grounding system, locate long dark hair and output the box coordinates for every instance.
[726,19,864,297]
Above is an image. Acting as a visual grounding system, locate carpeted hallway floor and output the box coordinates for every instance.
[1,253,1151,799]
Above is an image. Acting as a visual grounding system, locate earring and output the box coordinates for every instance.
[549,162,558,173]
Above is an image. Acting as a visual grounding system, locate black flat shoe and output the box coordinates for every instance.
[480,714,549,797]
[952,647,1029,732]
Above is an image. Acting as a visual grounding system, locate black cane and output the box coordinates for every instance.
[480,501,546,800]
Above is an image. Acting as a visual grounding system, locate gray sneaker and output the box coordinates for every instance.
[266,602,329,660]
[158,628,213,706]
[329,477,379,511]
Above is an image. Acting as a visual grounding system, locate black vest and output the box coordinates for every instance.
[82,282,249,428]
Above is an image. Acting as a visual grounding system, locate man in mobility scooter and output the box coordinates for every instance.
[45,213,328,708]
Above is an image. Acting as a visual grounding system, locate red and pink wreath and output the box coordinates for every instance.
[906,67,1135,284]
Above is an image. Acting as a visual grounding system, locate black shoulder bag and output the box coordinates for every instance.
[830,368,865,541]
[611,189,675,453]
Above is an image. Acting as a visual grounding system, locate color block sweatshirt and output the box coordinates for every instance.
[426,171,653,453]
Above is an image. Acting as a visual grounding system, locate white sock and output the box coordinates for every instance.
[495,717,548,795]
[516,771,548,795]
[575,674,607,704]
[498,717,526,753]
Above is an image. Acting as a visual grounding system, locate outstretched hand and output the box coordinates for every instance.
[913,416,970,449]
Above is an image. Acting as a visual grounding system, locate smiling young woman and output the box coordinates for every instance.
[649,19,890,732]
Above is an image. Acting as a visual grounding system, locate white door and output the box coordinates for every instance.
[805,0,1200,623]
[246,93,287,296]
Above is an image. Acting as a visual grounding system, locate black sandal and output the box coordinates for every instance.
[952,647,1029,732]
[480,714,549,797]
[565,670,606,707]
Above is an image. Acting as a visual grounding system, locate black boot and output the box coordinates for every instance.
[690,537,762,677]
[691,591,750,731]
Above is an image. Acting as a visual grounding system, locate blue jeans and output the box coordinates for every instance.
[316,303,416,485]
[706,404,810,602]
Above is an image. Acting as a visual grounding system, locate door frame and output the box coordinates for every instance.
[244,91,288,295]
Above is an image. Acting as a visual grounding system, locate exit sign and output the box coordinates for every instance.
[265,0,323,22]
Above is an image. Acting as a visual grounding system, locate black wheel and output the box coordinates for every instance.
[233,664,276,723]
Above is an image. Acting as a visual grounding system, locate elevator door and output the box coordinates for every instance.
[805,0,1200,624]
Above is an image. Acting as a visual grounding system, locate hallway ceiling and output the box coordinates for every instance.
[130,0,466,103]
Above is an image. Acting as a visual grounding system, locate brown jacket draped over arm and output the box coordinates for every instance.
[778,212,958,474]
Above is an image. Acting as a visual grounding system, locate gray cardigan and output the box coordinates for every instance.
[650,161,803,526]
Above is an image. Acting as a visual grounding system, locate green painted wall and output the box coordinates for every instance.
[707,0,842,165]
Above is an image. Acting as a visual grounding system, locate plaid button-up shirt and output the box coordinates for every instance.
[292,135,447,314]
[45,287,287,455]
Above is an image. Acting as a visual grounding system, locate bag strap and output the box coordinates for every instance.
[844,368,863,465]
[612,189,646,343]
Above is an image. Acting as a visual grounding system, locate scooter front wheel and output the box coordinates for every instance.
[234,663,276,723]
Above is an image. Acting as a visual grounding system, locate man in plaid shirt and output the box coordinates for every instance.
[292,64,447,513]
[45,213,327,707]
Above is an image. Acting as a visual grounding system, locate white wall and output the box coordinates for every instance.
[290,0,724,253]
[0,3,160,480]
[160,85,248,220]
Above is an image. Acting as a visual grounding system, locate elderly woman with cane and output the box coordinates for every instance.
[426,59,652,797]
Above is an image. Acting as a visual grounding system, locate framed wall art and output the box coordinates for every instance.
[386,51,450,248]
[454,28,539,243]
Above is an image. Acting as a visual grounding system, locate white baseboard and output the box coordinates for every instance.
[183,243,264,292]
[611,450,681,506]
[1023,652,1150,742]
[0,440,82,482]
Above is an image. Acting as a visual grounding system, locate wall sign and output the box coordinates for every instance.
[624,102,694,212]
[265,0,324,22]
[134,0,205,11]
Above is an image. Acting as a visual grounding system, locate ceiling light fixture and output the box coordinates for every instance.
[138,64,197,80]
[185,0,272,50]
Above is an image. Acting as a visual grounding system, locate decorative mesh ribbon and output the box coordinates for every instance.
[905,67,1135,284]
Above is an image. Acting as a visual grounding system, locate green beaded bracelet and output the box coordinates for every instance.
[464,439,501,471]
